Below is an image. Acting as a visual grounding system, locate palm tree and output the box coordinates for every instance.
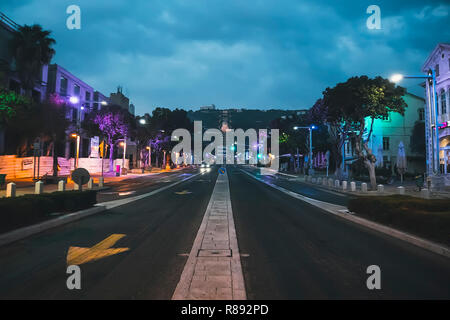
[10,24,56,97]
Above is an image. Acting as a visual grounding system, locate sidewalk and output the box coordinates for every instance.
[276,170,450,199]
[0,167,184,198]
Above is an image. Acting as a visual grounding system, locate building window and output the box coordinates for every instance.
[73,84,80,96]
[60,77,68,96]
[441,91,447,115]
[419,108,425,121]
[382,114,390,121]
[72,107,78,123]
[435,64,440,77]
[85,91,91,110]
[383,137,390,151]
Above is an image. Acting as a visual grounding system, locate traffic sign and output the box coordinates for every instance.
[71,168,90,188]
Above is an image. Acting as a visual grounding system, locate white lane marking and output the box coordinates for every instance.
[172,170,246,300]
[250,167,346,197]
[96,172,203,210]
[240,169,450,258]
[240,169,347,214]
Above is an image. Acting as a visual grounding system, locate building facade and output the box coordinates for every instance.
[46,64,110,159]
[422,43,450,176]
[343,93,426,176]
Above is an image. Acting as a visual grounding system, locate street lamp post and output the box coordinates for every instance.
[69,96,108,169]
[390,70,440,177]
[293,125,316,174]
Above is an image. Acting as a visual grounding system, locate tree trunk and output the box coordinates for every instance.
[365,159,377,190]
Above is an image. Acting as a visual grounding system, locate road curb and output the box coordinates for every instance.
[241,169,450,259]
[0,206,107,247]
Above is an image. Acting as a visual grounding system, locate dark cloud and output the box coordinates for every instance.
[2,0,449,114]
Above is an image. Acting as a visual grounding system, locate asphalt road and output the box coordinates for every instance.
[230,165,450,299]
[0,165,449,299]
[96,167,199,203]
[0,167,218,299]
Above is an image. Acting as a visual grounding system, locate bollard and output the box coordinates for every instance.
[342,181,347,190]
[318,177,322,184]
[6,182,16,197]
[397,186,405,195]
[361,183,368,193]
[58,180,65,192]
[99,177,104,188]
[323,178,327,186]
[335,180,340,188]
[311,177,316,184]
[421,188,430,199]
[87,178,93,189]
[377,184,384,193]
[350,181,356,192]
[35,181,44,194]
[328,178,333,187]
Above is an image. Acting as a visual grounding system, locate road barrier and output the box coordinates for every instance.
[35,181,44,194]
[6,182,16,197]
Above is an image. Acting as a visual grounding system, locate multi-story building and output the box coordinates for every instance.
[422,43,450,175]
[46,64,110,159]
[343,92,426,176]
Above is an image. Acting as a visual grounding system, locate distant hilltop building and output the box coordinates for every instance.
[200,104,216,111]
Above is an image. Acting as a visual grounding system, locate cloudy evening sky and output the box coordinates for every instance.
[1,0,449,114]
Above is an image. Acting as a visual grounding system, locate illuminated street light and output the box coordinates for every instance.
[70,133,80,168]
[389,70,439,176]
[101,100,108,106]
[139,118,146,125]
[69,96,79,104]
[389,74,404,83]
[293,125,317,173]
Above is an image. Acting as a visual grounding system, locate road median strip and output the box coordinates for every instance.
[173,170,246,300]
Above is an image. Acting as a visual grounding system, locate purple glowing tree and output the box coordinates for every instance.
[93,105,133,171]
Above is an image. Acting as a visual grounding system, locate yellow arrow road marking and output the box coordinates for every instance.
[175,190,192,195]
[67,234,129,266]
